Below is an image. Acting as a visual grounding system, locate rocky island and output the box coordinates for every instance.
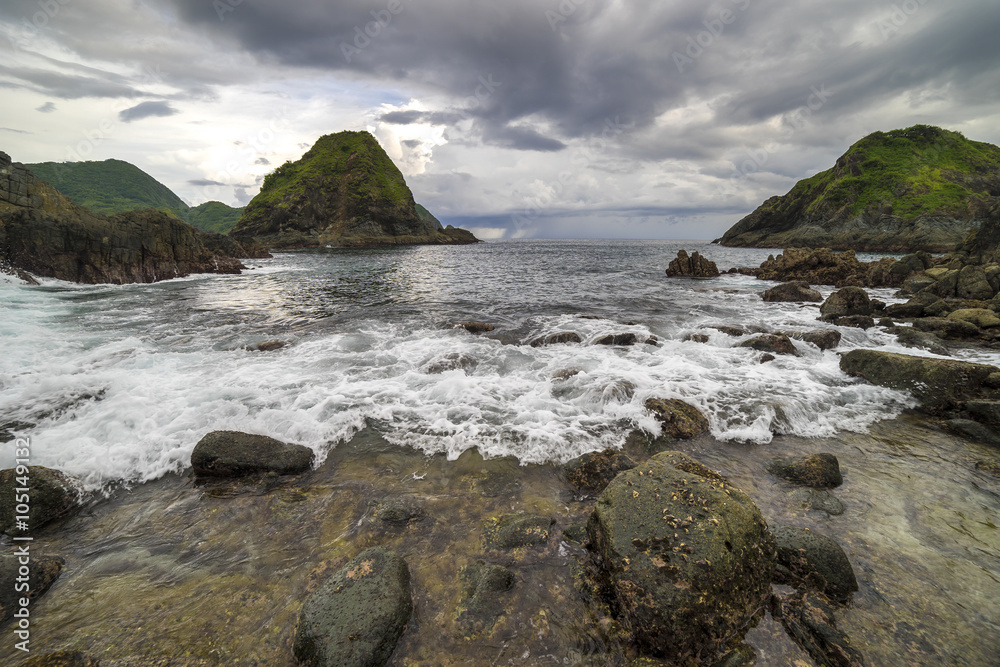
[719,125,1000,252]
[230,131,479,249]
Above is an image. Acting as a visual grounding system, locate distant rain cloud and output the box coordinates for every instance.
[36,102,57,113]
[119,101,179,123]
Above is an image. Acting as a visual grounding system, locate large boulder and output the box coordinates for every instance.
[761,281,823,302]
[564,449,637,493]
[956,265,995,300]
[0,553,65,625]
[191,431,314,477]
[0,467,82,536]
[644,398,710,440]
[666,250,720,278]
[293,547,412,667]
[771,526,859,602]
[767,454,843,488]
[789,330,842,351]
[820,287,873,321]
[947,308,1000,328]
[737,333,799,356]
[588,451,776,662]
[840,349,999,412]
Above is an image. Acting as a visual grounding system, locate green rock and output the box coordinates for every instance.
[761,281,823,302]
[293,547,412,667]
[457,561,515,633]
[947,308,1000,328]
[484,514,552,550]
[0,553,64,625]
[767,453,843,488]
[956,265,995,300]
[372,498,424,526]
[644,398,710,440]
[588,451,776,662]
[840,349,999,412]
[0,466,81,536]
[564,449,637,493]
[771,525,859,602]
[191,431,314,478]
[912,316,980,339]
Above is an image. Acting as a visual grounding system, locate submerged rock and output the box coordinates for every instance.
[0,553,65,625]
[457,561,515,634]
[761,281,823,303]
[0,466,82,536]
[372,498,424,526]
[293,547,412,667]
[20,651,100,666]
[772,590,866,666]
[738,333,799,356]
[456,321,494,334]
[252,339,287,352]
[423,352,478,374]
[594,333,639,346]
[767,454,843,488]
[564,449,637,493]
[530,332,582,346]
[644,398,710,440]
[772,525,859,603]
[666,249,720,278]
[484,514,552,550]
[588,451,776,662]
[191,431,314,478]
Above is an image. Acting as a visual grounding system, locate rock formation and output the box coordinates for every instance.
[666,249,720,277]
[231,131,478,249]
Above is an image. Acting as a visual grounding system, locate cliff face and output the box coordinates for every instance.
[231,131,478,248]
[720,126,1000,252]
[0,152,267,285]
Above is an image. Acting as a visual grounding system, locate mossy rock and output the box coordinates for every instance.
[644,398,710,441]
[588,451,776,662]
[372,498,424,526]
[456,561,515,634]
[0,466,82,536]
[191,431,314,478]
[293,547,412,667]
[761,281,822,303]
[564,449,637,493]
[820,287,873,320]
[0,554,64,625]
[20,651,100,666]
[790,329,842,351]
[484,514,552,550]
[947,308,1000,328]
[767,453,843,488]
[772,525,859,602]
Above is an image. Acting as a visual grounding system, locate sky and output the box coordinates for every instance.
[1,0,999,240]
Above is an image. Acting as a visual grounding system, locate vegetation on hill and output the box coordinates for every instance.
[186,201,244,234]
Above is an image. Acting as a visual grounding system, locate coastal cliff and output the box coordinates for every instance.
[719,125,1000,252]
[230,131,478,249]
[0,151,267,284]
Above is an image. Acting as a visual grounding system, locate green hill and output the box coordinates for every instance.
[187,201,244,234]
[720,125,1000,252]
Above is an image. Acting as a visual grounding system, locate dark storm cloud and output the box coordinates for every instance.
[380,110,426,125]
[119,101,179,123]
[0,63,141,99]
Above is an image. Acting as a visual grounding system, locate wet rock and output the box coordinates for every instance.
[564,449,637,493]
[666,249,720,278]
[423,352,477,374]
[885,292,940,318]
[484,514,552,550]
[595,333,639,346]
[792,488,846,516]
[530,332,582,346]
[0,466,82,536]
[20,652,100,666]
[820,287,873,321]
[945,419,1000,447]
[191,431,314,478]
[457,561,515,633]
[975,459,1000,478]
[552,367,582,381]
[293,547,412,667]
[772,525,859,602]
[886,327,951,356]
[456,321,494,334]
[912,316,980,339]
[0,553,65,625]
[947,308,1000,328]
[644,398,710,440]
[738,333,799,356]
[840,349,1000,412]
[829,315,876,329]
[772,590,866,667]
[373,498,424,526]
[562,524,588,544]
[588,451,776,662]
[253,339,286,352]
[761,281,823,303]
[747,248,906,289]
[956,265,995,300]
[686,333,710,344]
[789,329,842,351]
[714,644,757,667]
[760,354,776,363]
[767,454,843,488]
[711,324,771,337]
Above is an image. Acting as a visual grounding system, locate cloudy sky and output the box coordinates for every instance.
[2,0,999,239]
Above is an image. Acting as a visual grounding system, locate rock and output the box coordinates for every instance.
[772,590,866,667]
[975,460,1000,478]
[956,265,995,300]
[964,400,1000,432]
[760,354,776,363]
[644,398,710,440]
[887,327,951,356]
[827,315,876,330]
[529,332,582,346]
[740,248,904,288]
[191,431,314,477]
[373,498,424,526]
[789,330,842,351]
[423,352,477,374]
[761,281,823,302]
[562,524,588,543]
[820,287,873,321]
[947,308,1000,328]
[293,547,412,667]
[840,349,999,412]
[0,466,82,536]
[686,333,710,344]
[253,339,286,352]
[587,451,776,662]
[767,454,843,488]
[666,249,720,278]
[945,419,1000,446]
[484,514,552,550]
[792,489,846,517]
[771,526,859,602]
[911,316,980,339]
[885,292,940,318]
[230,131,478,249]
[20,652,100,666]
[457,321,494,334]
[714,645,757,667]
[0,553,65,625]
[738,333,799,356]
[564,449,637,493]
[552,368,582,381]
[594,333,639,346]
[457,561,515,633]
